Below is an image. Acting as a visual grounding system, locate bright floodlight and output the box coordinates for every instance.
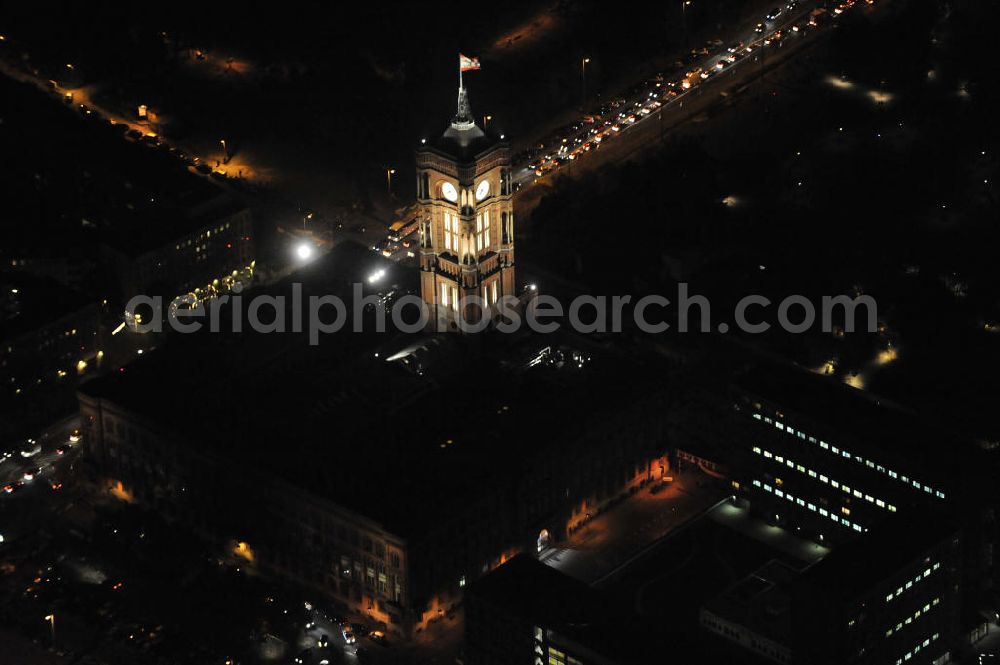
[368,268,387,284]
[296,242,313,261]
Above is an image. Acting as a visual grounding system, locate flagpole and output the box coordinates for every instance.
[459,56,463,91]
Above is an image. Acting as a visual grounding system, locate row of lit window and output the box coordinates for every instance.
[885,563,940,603]
[752,446,898,513]
[546,646,583,665]
[752,480,865,532]
[895,632,939,665]
[885,597,940,637]
[174,222,232,250]
[752,412,946,500]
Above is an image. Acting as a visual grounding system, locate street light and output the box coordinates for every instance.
[220,139,228,163]
[681,1,692,48]
[295,242,313,262]
[386,168,396,195]
[581,57,591,108]
[483,115,492,128]
[44,614,55,644]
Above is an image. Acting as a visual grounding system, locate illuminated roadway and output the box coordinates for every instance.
[510,0,875,188]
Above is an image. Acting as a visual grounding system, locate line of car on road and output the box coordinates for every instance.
[516,0,865,181]
[2,428,79,494]
[293,607,390,665]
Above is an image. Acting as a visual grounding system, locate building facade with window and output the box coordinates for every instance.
[77,247,674,639]
[416,85,515,330]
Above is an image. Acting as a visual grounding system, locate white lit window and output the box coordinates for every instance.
[451,286,459,311]
[491,280,497,304]
[441,283,449,307]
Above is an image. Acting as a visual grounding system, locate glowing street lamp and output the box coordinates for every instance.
[44,614,55,643]
[581,57,591,107]
[681,1,692,48]
[386,168,396,195]
[295,242,314,262]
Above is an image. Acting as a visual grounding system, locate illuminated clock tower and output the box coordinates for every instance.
[416,84,515,331]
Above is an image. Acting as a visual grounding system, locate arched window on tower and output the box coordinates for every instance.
[501,212,508,244]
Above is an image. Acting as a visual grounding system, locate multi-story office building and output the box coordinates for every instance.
[702,515,961,665]
[724,362,998,657]
[792,515,961,665]
[98,181,254,303]
[731,364,961,543]
[465,554,626,665]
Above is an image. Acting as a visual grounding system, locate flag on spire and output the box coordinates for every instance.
[459,54,481,72]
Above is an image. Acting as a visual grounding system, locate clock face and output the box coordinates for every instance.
[441,182,458,202]
[475,179,490,201]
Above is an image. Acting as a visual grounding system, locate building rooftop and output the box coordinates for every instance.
[0,76,241,260]
[78,242,668,537]
[733,361,994,498]
[0,271,95,341]
[795,512,957,603]
[420,86,504,163]
[702,558,804,646]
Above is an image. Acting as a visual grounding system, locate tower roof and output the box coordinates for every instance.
[425,85,498,163]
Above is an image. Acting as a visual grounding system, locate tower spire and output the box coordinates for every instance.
[453,54,481,130]
[452,85,474,129]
